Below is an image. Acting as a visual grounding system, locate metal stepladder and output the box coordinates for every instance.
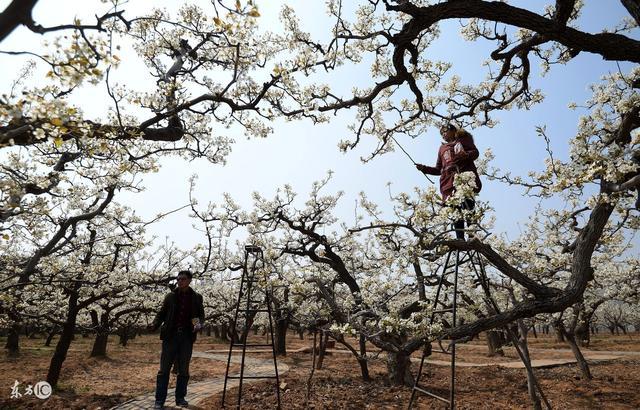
[407,248,470,409]
[408,247,550,409]
[222,245,281,409]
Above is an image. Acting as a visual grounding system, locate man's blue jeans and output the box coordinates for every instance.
[155,329,194,404]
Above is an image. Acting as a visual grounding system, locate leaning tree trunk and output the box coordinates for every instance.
[563,329,592,380]
[558,323,592,380]
[47,292,79,388]
[45,328,57,347]
[516,320,542,410]
[386,350,413,386]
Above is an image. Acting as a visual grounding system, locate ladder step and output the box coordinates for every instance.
[413,385,450,404]
[244,308,270,313]
[232,343,273,347]
[226,375,278,379]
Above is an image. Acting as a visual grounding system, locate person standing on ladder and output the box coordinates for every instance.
[415,122,482,240]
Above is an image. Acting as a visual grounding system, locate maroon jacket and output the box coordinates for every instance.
[420,132,482,200]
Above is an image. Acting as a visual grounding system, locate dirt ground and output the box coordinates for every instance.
[0,333,236,409]
[0,331,638,409]
[211,353,640,409]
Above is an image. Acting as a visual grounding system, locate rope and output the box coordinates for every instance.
[390,135,434,184]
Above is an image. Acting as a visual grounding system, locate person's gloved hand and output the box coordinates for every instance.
[454,150,469,161]
[416,163,428,172]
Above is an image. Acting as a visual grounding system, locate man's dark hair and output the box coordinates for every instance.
[177,270,193,279]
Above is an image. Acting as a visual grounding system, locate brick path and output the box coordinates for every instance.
[111,351,288,410]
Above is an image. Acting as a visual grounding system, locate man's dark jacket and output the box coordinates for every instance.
[151,287,205,343]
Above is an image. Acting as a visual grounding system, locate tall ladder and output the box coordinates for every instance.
[222,245,281,409]
[408,248,465,408]
[408,248,550,409]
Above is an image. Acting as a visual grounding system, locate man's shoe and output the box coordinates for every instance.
[176,398,189,407]
[153,402,164,410]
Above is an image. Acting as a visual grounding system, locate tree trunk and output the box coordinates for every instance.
[90,330,109,357]
[45,329,57,347]
[5,323,20,357]
[555,327,565,342]
[212,325,220,339]
[575,324,590,347]
[47,294,79,388]
[517,321,541,410]
[358,334,370,381]
[275,318,288,356]
[206,326,211,337]
[298,328,305,340]
[119,327,130,346]
[91,311,110,357]
[316,332,327,370]
[486,330,505,357]
[564,330,592,380]
[386,350,413,386]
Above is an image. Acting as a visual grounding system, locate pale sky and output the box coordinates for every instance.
[1,0,637,252]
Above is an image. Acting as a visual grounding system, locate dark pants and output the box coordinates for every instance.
[155,329,194,404]
[453,198,475,240]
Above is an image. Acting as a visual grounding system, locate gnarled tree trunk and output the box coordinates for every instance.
[386,350,413,386]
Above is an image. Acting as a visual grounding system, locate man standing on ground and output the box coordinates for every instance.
[149,270,205,409]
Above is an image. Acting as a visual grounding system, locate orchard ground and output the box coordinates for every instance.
[0,331,639,409]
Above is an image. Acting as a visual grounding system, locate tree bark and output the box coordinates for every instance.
[90,311,110,357]
[44,329,56,347]
[486,330,505,357]
[386,350,413,386]
[316,332,327,370]
[358,334,370,381]
[516,320,541,410]
[90,330,109,357]
[47,292,79,388]
[564,329,592,380]
[5,323,20,357]
[119,327,130,346]
[275,317,289,356]
[555,327,565,342]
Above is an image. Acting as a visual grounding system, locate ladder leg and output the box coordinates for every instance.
[430,250,453,324]
[410,249,458,409]
[407,345,430,409]
[450,250,460,409]
[265,288,281,409]
[237,254,259,408]
[222,251,249,407]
